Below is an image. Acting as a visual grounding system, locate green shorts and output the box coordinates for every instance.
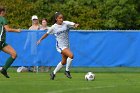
[0,42,8,50]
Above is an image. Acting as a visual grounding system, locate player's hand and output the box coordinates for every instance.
[74,24,79,28]
[37,40,41,45]
[16,29,21,32]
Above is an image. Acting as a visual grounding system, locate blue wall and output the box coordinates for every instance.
[0,30,140,67]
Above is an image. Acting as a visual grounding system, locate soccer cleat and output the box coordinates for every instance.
[1,68,10,78]
[65,71,72,79]
[50,72,55,80]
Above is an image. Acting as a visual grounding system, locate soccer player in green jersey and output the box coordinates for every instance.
[0,6,20,78]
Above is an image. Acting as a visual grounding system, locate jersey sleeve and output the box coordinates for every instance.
[63,21,75,28]
[46,25,54,34]
[2,17,8,25]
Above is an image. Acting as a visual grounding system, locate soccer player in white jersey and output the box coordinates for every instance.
[37,12,79,80]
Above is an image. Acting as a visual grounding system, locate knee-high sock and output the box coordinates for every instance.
[53,62,63,74]
[66,57,73,71]
[3,57,15,70]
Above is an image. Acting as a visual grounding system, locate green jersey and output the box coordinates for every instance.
[0,16,8,42]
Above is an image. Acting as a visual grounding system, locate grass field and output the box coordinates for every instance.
[0,67,140,93]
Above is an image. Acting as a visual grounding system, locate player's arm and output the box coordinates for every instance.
[37,32,49,45]
[4,25,20,32]
[64,21,79,28]
[37,26,53,45]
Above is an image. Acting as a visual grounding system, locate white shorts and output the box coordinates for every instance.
[56,46,68,53]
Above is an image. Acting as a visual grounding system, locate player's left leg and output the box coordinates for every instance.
[1,45,17,78]
[62,48,74,78]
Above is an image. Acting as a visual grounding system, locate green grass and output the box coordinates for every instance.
[0,67,140,93]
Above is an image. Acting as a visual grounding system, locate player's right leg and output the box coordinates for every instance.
[61,48,73,78]
[61,48,74,59]
[50,54,67,80]
[1,45,17,78]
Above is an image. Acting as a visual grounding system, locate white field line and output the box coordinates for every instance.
[47,85,116,93]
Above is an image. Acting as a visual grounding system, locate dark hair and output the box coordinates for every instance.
[53,12,63,24]
[0,6,5,13]
[42,18,48,22]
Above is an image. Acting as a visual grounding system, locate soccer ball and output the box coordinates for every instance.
[85,72,95,81]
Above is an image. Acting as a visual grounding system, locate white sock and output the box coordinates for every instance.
[66,57,73,71]
[53,62,63,74]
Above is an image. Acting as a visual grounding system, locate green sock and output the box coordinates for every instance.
[3,57,15,70]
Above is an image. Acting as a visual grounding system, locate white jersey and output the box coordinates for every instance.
[47,21,75,52]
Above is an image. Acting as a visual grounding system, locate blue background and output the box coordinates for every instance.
[0,30,140,67]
